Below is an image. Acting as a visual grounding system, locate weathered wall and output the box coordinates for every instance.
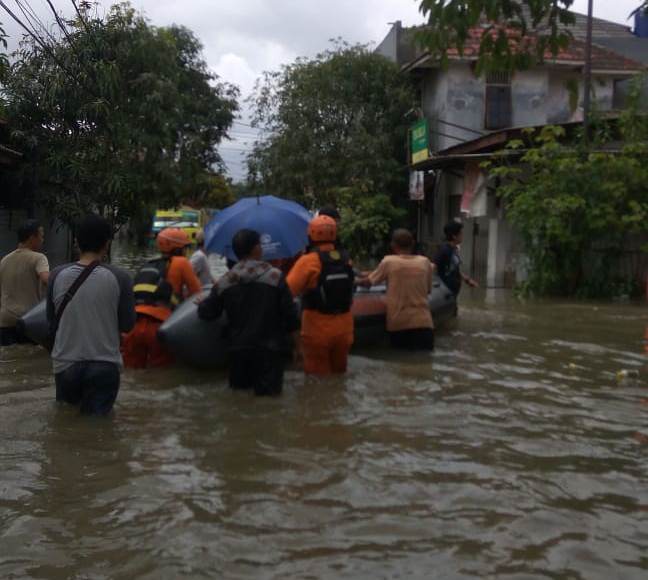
[511,70,548,127]
[0,208,71,268]
[423,63,484,152]
[422,65,620,150]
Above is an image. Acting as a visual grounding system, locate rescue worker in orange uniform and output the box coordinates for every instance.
[122,228,202,368]
[286,215,355,375]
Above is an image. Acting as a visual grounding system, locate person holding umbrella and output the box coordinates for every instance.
[203,195,311,264]
[198,229,299,396]
[287,215,355,375]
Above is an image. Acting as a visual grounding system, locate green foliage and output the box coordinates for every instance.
[0,21,7,113]
[416,1,574,74]
[247,42,416,257]
[485,85,648,297]
[336,186,407,262]
[184,173,235,209]
[2,3,238,228]
[230,180,264,200]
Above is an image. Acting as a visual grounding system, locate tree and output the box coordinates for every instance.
[3,3,238,228]
[247,42,416,258]
[484,86,648,297]
[0,21,7,113]
[417,1,648,74]
[183,173,235,209]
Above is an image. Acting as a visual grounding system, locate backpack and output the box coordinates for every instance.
[303,250,355,315]
[133,257,178,308]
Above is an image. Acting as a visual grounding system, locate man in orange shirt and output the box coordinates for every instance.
[122,228,202,368]
[287,215,355,375]
[358,229,436,350]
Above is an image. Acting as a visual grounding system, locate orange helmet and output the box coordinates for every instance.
[308,215,337,243]
[157,228,191,253]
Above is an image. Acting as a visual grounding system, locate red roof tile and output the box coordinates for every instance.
[443,25,645,71]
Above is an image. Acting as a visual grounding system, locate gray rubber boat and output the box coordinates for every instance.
[18,278,457,368]
[157,278,456,368]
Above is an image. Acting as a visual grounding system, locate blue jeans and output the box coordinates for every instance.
[55,362,120,415]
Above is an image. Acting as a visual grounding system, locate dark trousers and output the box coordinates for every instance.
[55,361,121,415]
[0,326,33,347]
[229,349,285,396]
[389,328,435,351]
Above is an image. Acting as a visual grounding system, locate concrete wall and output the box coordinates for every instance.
[433,64,486,151]
[511,70,549,127]
[422,65,620,151]
[0,208,71,268]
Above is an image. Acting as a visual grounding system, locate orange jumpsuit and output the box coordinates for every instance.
[287,244,354,375]
[122,256,202,368]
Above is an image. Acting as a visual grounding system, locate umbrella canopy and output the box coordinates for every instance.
[204,195,312,261]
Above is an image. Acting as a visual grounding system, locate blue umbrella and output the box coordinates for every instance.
[204,195,312,261]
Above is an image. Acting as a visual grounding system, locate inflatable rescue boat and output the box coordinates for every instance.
[17,279,457,368]
[156,279,456,368]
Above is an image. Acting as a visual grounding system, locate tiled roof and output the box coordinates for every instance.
[594,37,648,65]
[399,9,646,72]
[547,9,633,40]
[440,25,645,70]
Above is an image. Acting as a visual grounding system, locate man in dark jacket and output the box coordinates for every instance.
[433,222,478,297]
[198,229,299,396]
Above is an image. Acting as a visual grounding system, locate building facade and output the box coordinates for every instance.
[377,12,648,288]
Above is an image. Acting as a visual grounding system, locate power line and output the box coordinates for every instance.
[14,0,58,45]
[44,0,77,51]
[220,148,252,153]
[70,0,92,36]
[232,120,259,129]
[0,0,54,53]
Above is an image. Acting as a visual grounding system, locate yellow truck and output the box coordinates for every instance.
[150,208,205,244]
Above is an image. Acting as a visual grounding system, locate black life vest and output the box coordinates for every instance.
[133,257,178,308]
[302,250,355,314]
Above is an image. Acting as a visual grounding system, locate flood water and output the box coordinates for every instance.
[1,246,647,579]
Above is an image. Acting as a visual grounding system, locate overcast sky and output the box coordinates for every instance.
[0,0,642,179]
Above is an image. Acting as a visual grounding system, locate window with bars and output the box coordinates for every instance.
[485,72,512,130]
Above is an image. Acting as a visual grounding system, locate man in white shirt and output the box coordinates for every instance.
[190,230,215,287]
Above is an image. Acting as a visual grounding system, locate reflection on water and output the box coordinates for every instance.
[1,244,647,578]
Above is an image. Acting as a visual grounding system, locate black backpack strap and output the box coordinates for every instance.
[54,261,101,330]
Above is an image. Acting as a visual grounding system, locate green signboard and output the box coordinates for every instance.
[410,119,429,165]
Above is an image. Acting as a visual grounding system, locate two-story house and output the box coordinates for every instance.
[377,11,648,288]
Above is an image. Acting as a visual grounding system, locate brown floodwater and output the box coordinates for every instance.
[1,246,647,579]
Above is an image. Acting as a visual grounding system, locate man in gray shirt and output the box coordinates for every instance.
[47,214,136,415]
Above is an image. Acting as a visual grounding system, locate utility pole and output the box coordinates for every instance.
[583,0,594,146]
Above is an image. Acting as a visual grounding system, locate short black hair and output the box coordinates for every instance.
[17,219,42,243]
[444,221,464,241]
[76,214,112,253]
[319,206,340,221]
[232,229,261,260]
[392,228,415,250]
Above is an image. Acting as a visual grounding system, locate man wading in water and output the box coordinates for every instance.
[358,229,436,350]
[47,214,136,415]
[433,222,478,298]
[0,220,50,346]
[198,229,299,396]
